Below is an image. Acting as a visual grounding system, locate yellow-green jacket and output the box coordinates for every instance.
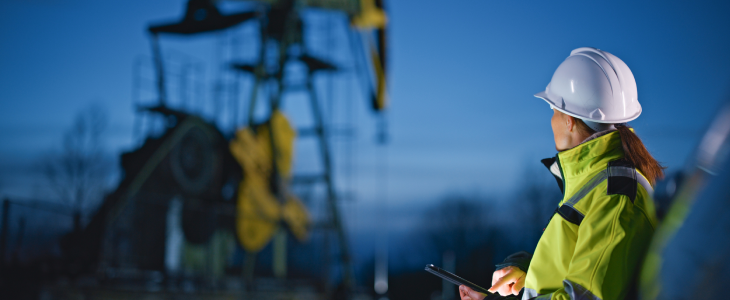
[522,131,658,300]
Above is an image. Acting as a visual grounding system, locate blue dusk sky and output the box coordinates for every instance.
[1,0,729,208]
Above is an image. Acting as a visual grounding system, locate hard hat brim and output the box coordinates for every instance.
[534,91,640,124]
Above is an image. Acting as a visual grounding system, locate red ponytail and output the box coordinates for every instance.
[575,120,665,185]
[614,124,666,186]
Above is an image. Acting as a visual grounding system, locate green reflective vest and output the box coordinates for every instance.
[524,131,658,300]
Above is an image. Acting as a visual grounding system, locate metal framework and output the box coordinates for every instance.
[144,0,365,294]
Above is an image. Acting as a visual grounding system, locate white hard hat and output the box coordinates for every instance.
[534,47,641,125]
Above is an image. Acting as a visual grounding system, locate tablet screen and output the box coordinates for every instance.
[425,264,493,295]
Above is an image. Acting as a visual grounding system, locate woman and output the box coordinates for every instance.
[461,47,663,300]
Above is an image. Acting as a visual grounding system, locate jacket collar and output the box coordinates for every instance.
[557,130,623,178]
[542,130,624,194]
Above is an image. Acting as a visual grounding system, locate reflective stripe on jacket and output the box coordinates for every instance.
[523,131,658,300]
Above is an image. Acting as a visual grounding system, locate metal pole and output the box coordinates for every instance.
[243,252,256,291]
[247,72,261,127]
[307,78,354,291]
[150,33,167,106]
[247,23,268,128]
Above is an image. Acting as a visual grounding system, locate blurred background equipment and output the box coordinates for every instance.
[0,0,391,299]
[639,98,730,300]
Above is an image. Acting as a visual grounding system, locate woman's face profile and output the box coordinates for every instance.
[551,109,570,151]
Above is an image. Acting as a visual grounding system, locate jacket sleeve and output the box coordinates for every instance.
[545,194,655,300]
[495,251,532,272]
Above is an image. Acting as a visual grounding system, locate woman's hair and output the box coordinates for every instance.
[575,119,665,185]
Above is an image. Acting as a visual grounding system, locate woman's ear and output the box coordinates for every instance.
[564,114,574,133]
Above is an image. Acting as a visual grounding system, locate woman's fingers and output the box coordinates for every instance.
[491,268,501,286]
[459,284,487,300]
[460,285,474,300]
[491,267,509,286]
[511,273,526,295]
[489,268,522,295]
[489,269,517,290]
[459,285,469,300]
[498,282,514,296]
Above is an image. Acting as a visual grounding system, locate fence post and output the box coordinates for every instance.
[0,198,9,275]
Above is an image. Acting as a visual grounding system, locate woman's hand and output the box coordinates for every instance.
[459,285,487,300]
[488,266,526,296]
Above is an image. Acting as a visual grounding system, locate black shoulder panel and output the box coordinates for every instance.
[607,159,638,202]
[557,205,584,225]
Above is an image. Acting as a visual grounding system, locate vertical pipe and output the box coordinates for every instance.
[247,76,261,127]
[346,29,374,109]
[180,63,189,111]
[307,78,354,291]
[243,252,256,290]
[231,72,240,131]
[272,228,287,278]
[150,33,167,106]
[132,57,142,144]
[264,35,291,280]
[374,144,389,296]
[248,17,269,128]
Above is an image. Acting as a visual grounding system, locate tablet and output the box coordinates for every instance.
[425,264,494,296]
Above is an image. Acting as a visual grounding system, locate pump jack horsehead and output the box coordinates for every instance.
[69,0,389,295]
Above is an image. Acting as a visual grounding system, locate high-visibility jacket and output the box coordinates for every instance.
[522,130,658,300]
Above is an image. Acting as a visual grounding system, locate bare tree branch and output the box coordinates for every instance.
[38,104,114,215]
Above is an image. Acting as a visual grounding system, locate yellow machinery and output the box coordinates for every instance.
[64,1,390,299]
